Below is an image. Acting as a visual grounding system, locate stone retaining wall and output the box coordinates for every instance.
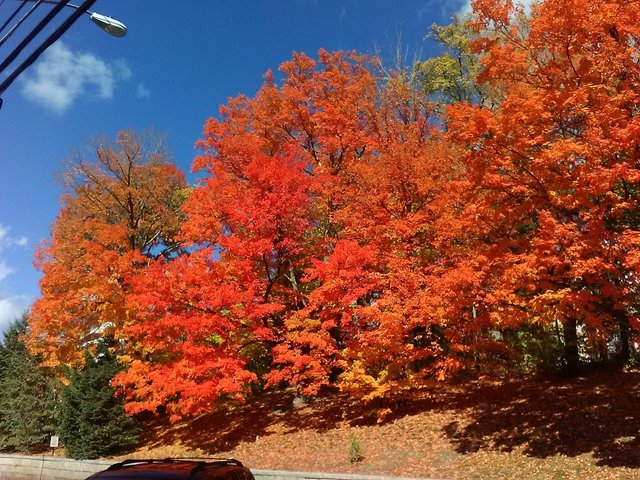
[0,455,110,480]
[0,455,437,480]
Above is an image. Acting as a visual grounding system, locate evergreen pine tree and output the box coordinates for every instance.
[60,345,138,459]
[0,316,59,452]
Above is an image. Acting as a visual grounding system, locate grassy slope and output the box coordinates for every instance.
[118,371,640,480]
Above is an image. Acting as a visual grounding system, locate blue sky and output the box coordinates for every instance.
[0,0,480,333]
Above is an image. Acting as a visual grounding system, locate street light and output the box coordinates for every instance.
[1,1,126,48]
[0,0,127,107]
[88,12,127,37]
[31,1,127,37]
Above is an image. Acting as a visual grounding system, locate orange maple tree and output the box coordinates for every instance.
[440,0,640,371]
[29,130,186,368]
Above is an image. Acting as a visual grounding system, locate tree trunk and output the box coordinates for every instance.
[615,310,631,365]
[562,318,579,374]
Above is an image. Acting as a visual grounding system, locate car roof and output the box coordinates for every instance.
[87,459,253,480]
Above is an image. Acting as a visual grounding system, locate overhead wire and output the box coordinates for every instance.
[0,0,97,96]
[0,0,44,49]
[0,1,29,39]
[0,0,69,71]
[1,4,27,32]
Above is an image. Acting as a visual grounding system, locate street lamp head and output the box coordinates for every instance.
[89,12,127,37]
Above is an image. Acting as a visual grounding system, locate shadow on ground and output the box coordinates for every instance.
[137,389,297,452]
[433,371,640,468]
[138,371,640,469]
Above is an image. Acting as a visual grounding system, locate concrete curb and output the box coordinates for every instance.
[251,469,440,480]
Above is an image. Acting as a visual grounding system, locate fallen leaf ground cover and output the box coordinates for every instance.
[117,370,640,479]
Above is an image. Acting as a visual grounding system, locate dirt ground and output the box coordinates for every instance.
[117,370,640,480]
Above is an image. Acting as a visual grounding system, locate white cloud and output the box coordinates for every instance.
[338,7,347,24]
[113,59,132,81]
[0,223,28,250]
[136,83,151,99]
[457,0,537,17]
[419,0,454,19]
[0,295,31,336]
[21,41,131,113]
[0,224,31,335]
[0,261,14,283]
[457,1,472,16]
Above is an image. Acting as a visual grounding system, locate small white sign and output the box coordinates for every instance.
[50,436,59,448]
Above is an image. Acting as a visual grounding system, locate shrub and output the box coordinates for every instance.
[348,433,363,463]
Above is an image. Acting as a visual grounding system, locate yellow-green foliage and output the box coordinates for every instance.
[414,17,487,107]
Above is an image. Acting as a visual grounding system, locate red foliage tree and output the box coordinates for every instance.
[115,51,463,417]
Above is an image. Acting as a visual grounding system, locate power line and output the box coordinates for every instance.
[0,0,68,73]
[0,0,98,96]
[0,2,29,36]
[0,1,42,48]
